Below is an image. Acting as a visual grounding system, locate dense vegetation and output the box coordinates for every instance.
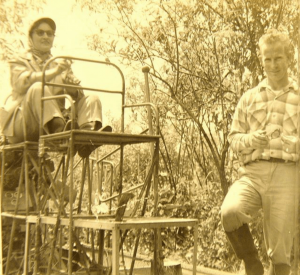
[1,0,299,273]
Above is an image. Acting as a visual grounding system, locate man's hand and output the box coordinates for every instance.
[249,130,268,149]
[40,59,72,83]
[281,135,299,154]
[55,59,71,74]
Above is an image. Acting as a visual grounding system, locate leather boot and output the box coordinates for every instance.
[225,224,264,275]
[268,264,290,275]
[47,117,65,133]
[80,121,102,131]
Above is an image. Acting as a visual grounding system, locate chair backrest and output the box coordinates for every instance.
[41,56,160,138]
[41,56,126,135]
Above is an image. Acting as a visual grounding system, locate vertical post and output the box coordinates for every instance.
[142,66,154,138]
[68,139,74,275]
[119,146,124,195]
[193,222,198,275]
[35,153,43,274]
[23,147,30,274]
[100,161,104,198]
[153,143,164,275]
[24,221,30,275]
[112,226,120,275]
[98,230,105,275]
[87,159,92,215]
[142,67,164,274]
[142,66,155,204]
[0,149,5,274]
[294,3,300,275]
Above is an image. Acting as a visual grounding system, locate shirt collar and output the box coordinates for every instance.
[258,78,298,93]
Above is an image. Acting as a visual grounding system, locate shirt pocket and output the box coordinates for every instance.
[247,102,267,130]
[283,105,298,134]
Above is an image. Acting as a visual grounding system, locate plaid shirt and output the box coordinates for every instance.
[228,78,299,164]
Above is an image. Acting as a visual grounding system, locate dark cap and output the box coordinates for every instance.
[29,17,56,35]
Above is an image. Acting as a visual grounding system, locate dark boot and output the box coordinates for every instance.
[225,224,264,275]
[268,264,290,275]
[47,117,65,133]
[80,121,102,131]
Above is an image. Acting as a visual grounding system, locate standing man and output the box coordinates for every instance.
[221,29,299,275]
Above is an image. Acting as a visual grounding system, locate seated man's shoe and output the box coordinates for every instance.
[47,117,65,134]
[99,125,112,132]
[80,121,101,131]
[78,124,113,158]
[64,120,79,131]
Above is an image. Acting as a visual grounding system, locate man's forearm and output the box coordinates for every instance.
[228,132,252,153]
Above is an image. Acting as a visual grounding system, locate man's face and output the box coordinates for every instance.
[260,41,289,86]
[31,22,55,52]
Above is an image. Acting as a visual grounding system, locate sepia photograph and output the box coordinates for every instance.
[0,0,299,274]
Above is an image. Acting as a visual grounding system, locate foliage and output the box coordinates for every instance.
[1,0,299,272]
[0,0,46,60]
[80,0,236,194]
[76,0,298,197]
[74,0,299,271]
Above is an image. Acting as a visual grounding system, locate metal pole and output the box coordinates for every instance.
[142,66,164,274]
[142,66,154,138]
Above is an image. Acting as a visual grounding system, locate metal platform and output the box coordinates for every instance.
[0,57,198,275]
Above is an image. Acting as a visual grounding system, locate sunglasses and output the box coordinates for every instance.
[34,29,55,37]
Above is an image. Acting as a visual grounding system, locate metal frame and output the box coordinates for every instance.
[0,57,198,275]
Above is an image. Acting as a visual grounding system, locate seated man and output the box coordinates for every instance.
[0,17,110,157]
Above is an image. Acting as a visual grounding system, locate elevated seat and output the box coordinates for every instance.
[0,57,197,275]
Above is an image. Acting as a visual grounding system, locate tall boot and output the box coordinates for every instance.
[225,223,264,275]
[268,264,290,275]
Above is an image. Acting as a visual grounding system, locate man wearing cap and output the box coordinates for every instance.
[0,17,109,157]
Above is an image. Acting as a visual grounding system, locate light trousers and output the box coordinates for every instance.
[5,82,102,143]
[221,161,297,265]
